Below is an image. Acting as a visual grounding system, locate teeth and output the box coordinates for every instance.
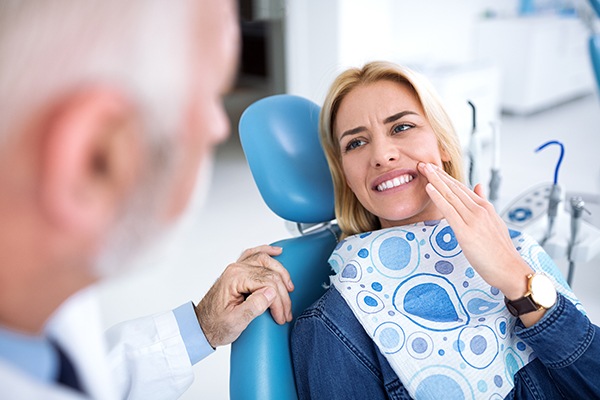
[377,174,413,192]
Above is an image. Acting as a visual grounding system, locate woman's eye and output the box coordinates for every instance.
[392,123,413,134]
[345,138,366,152]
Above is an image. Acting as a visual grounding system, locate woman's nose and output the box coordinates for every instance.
[371,138,398,168]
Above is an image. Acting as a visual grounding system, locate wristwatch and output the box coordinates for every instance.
[504,273,557,317]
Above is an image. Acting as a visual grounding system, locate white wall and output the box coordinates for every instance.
[284,0,343,105]
[284,0,518,151]
[285,0,519,105]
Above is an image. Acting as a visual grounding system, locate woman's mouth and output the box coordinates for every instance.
[375,174,414,192]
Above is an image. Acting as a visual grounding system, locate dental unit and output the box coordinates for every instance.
[467,100,481,189]
[488,121,502,209]
[535,140,564,246]
[499,140,600,287]
[567,196,591,286]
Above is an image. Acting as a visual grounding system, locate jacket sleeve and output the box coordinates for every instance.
[105,309,195,400]
[516,293,600,398]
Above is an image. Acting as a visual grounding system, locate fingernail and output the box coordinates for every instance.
[426,163,435,172]
[288,280,295,291]
[264,287,276,302]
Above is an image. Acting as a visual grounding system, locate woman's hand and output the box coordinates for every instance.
[417,162,532,300]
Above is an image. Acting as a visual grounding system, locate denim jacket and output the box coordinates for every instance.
[291,287,600,399]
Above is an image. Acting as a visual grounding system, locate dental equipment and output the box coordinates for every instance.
[488,121,502,209]
[567,196,592,286]
[500,139,600,285]
[467,100,481,189]
[535,140,564,245]
[467,101,480,188]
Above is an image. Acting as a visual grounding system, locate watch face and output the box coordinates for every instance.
[530,274,557,308]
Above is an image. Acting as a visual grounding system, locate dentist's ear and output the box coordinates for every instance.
[39,87,143,238]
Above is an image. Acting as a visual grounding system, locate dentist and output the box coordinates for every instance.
[0,0,293,398]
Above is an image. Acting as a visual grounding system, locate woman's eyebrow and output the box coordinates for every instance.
[339,126,366,141]
[339,110,419,141]
[383,110,418,124]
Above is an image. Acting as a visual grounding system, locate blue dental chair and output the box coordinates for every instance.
[230,94,339,399]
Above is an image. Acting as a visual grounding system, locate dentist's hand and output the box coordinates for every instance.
[195,245,294,348]
[417,162,532,301]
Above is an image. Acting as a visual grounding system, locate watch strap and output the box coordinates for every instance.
[504,295,539,317]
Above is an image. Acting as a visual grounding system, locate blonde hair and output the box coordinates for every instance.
[320,61,464,238]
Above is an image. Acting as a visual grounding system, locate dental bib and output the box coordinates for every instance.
[330,220,580,400]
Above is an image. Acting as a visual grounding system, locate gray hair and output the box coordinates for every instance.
[0,0,203,277]
[0,0,193,146]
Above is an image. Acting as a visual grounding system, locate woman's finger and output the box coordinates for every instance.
[473,183,486,199]
[424,182,465,227]
[425,163,487,212]
[418,162,469,223]
[434,165,491,210]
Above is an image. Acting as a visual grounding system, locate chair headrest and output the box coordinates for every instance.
[239,94,335,224]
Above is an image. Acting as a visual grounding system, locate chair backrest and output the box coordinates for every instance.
[230,95,338,400]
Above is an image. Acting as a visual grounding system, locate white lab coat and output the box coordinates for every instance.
[0,287,194,399]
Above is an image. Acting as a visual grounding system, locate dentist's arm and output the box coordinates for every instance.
[106,245,294,399]
[171,244,294,365]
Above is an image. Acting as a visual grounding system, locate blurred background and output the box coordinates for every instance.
[97,0,600,398]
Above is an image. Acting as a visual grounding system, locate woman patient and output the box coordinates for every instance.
[290,61,600,399]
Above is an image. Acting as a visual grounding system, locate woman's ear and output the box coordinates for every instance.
[39,87,143,237]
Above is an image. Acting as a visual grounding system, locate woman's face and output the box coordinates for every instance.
[335,79,450,228]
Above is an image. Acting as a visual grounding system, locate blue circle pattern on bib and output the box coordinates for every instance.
[329,220,580,400]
